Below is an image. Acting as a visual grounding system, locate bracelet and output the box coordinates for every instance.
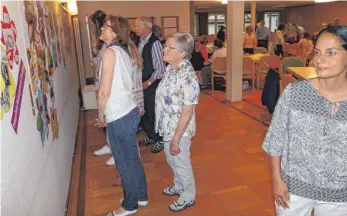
[98,113,105,119]
[147,81,152,86]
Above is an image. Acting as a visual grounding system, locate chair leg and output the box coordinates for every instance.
[211,75,214,92]
[252,77,255,91]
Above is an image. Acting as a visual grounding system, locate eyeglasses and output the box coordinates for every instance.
[164,44,177,51]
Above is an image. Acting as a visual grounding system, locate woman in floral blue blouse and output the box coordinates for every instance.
[155,33,200,212]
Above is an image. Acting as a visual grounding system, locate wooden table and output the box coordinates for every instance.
[287,67,317,80]
[247,53,270,62]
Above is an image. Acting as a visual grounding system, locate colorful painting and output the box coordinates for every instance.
[0,6,19,120]
[36,89,50,144]
[0,45,16,120]
[22,0,67,144]
[1,6,20,70]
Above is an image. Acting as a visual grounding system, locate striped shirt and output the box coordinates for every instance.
[138,33,165,80]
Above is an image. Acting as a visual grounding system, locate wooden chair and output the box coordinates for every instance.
[255,47,269,54]
[211,57,227,92]
[282,56,305,74]
[280,74,297,93]
[257,55,282,90]
[243,56,255,91]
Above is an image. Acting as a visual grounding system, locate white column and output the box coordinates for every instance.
[189,0,195,36]
[250,1,256,31]
[226,1,244,102]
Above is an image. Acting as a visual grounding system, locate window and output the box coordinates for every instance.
[244,13,251,29]
[264,12,280,32]
[208,13,226,35]
[194,14,199,37]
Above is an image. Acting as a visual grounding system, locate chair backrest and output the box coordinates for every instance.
[211,57,227,73]
[282,57,305,74]
[283,43,291,52]
[255,47,269,54]
[281,74,297,92]
[258,55,282,73]
[243,56,254,75]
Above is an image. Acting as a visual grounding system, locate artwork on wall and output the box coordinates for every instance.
[0,6,20,120]
[22,0,69,144]
[0,44,16,120]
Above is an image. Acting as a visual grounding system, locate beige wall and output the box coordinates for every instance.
[285,2,347,34]
[77,1,191,78]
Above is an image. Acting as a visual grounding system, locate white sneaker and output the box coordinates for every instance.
[94,145,111,156]
[106,156,115,166]
[106,209,137,216]
[120,198,148,207]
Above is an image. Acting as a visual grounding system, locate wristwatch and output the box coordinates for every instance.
[147,80,152,86]
[98,113,105,119]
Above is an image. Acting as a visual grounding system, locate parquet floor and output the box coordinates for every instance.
[68,90,276,216]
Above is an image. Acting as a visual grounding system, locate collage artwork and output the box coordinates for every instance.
[0,1,73,145]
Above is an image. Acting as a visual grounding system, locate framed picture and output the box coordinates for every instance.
[161,16,179,36]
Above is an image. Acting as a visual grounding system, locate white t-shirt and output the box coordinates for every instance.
[100,46,137,123]
[210,47,227,63]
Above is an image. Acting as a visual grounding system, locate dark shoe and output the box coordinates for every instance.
[139,137,151,147]
[169,200,195,212]
[137,126,144,134]
[151,141,164,153]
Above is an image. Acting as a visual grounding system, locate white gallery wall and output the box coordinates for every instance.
[1,1,79,215]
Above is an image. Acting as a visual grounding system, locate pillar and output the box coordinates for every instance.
[250,1,256,31]
[226,1,244,102]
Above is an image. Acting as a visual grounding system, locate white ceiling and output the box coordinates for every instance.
[194,1,315,11]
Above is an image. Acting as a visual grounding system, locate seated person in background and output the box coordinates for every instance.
[190,40,206,71]
[200,39,226,88]
[200,40,209,62]
[297,32,314,65]
[243,25,257,54]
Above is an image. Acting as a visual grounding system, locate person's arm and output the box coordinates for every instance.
[253,34,258,48]
[262,84,291,208]
[143,40,165,89]
[133,69,145,115]
[97,48,116,123]
[170,71,200,155]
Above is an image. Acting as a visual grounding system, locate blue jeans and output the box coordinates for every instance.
[107,107,148,211]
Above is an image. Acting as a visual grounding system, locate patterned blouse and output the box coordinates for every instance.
[262,80,347,202]
[155,60,200,141]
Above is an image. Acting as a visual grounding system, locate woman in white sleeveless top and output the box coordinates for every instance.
[95,15,148,216]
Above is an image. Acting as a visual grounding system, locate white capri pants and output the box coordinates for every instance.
[276,194,347,216]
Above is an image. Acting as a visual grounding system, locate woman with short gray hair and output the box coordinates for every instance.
[155,32,199,212]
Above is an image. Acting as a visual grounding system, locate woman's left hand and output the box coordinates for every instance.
[170,139,181,156]
[95,117,107,128]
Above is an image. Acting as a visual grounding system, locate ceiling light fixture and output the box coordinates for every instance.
[221,0,228,4]
[314,0,338,2]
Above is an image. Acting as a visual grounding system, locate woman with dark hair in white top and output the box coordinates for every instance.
[96,15,147,216]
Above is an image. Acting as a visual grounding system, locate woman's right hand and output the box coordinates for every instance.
[273,177,290,209]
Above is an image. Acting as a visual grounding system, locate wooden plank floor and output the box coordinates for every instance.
[68,90,276,216]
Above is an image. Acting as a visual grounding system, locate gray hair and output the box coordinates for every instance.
[136,17,152,29]
[166,33,194,59]
[152,24,163,38]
